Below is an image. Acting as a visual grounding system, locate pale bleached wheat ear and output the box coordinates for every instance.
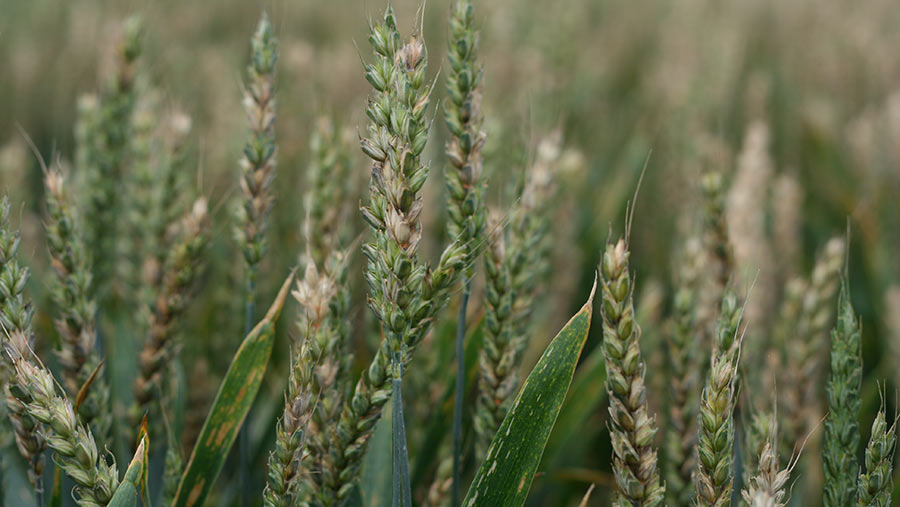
[600,236,665,506]
[81,16,142,299]
[742,411,800,507]
[822,277,862,506]
[782,236,844,449]
[0,196,47,496]
[695,287,743,507]
[295,118,356,499]
[263,261,336,507]
[772,172,803,278]
[316,6,467,503]
[664,235,703,506]
[857,405,897,506]
[4,329,120,506]
[132,198,210,432]
[43,166,112,444]
[726,121,774,357]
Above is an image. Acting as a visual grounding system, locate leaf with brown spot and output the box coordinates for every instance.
[108,418,149,507]
[463,280,595,507]
[173,271,294,507]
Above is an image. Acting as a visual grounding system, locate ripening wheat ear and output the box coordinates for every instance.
[314,6,467,503]
[263,261,335,507]
[664,236,703,505]
[265,223,351,505]
[783,237,844,449]
[237,12,278,278]
[43,168,111,443]
[822,279,862,506]
[473,210,516,461]
[695,288,742,506]
[235,14,278,498]
[6,330,120,506]
[132,199,210,432]
[700,169,733,309]
[600,237,665,506]
[444,1,488,499]
[444,0,487,257]
[0,196,47,495]
[742,413,797,507]
[473,132,564,458]
[294,120,355,500]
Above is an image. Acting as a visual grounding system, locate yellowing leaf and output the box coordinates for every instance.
[173,271,294,507]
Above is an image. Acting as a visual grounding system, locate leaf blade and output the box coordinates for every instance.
[462,281,595,507]
[108,420,149,507]
[173,271,294,507]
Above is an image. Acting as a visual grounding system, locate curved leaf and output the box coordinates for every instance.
[463,280,595,507]
[173,271,294,507]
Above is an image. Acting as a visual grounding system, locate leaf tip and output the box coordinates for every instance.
[585,272,598,312]
[262,268,297,324]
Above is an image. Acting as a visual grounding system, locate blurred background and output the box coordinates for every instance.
[1,0,899,505]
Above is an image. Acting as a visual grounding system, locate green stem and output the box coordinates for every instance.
[392,351,412,507]
[240,276,255,507]
[452,279,470,507]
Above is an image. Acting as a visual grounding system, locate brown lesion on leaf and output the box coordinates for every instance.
[215,419,237,446]
[187,480,205,506]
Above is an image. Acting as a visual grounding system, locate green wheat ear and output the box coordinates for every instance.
[857,408,897,506]
[822,279,862,506]
[695,288,741,507]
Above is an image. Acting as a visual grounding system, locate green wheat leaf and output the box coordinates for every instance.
[463,280,595,507]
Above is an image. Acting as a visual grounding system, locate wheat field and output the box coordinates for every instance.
[0,0,899,505]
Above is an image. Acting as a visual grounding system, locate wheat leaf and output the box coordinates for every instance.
[173,271,294,507]
[462,280,595,507]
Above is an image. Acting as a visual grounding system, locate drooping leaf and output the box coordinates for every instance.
[108,419,149,507]
[462,281,595,507]
[173,271,294,507]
